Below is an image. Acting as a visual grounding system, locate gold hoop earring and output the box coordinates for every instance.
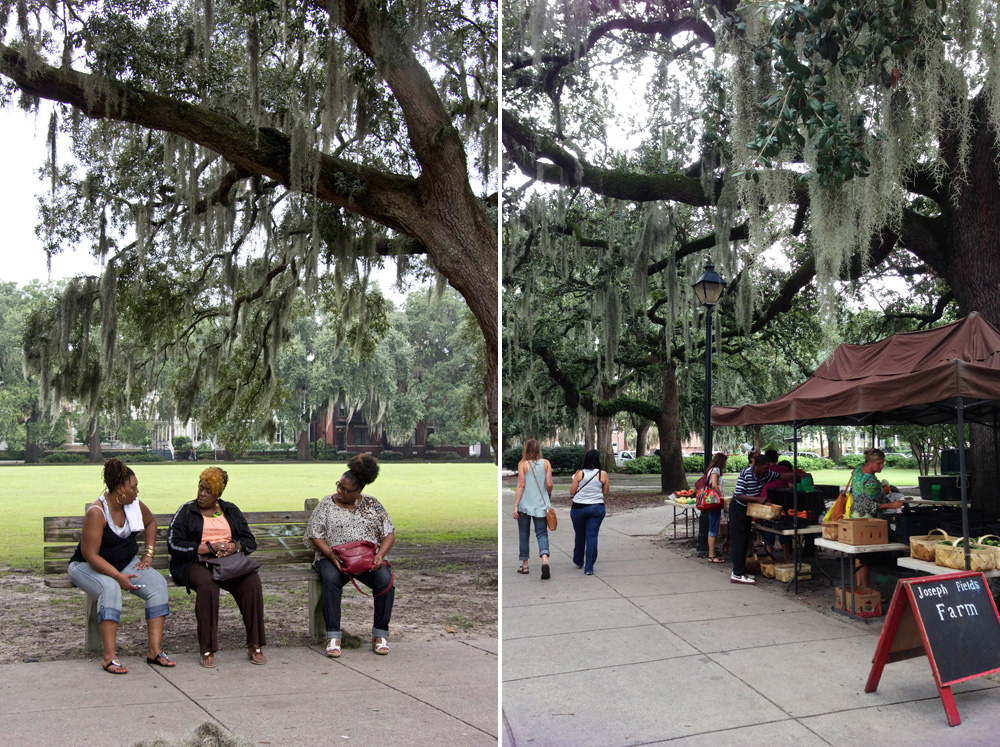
[116,494,126,505]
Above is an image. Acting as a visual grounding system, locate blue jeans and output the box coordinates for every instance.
[68,556,170,623]
[707,508,722,537]
[314,558,394,639]
[570,503,606,573]
[517,514,549,561]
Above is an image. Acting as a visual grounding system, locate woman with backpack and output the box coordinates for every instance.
[568,450,610,575]
[702,452,729,563]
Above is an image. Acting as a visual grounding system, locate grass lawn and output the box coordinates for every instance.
[0,462,499,569]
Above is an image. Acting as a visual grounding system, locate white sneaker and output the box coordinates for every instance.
[731,573,756,584]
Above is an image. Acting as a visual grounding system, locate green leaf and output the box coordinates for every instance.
[924,0,936,8]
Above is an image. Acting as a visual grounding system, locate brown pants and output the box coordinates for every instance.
[188,561,266,653]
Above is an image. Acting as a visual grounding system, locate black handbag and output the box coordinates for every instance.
[202,551,259,582]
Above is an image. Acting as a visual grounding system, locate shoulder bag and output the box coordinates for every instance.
[202,544,260,582]
[695,470,724,511]
[330,540,394,598]
[823,473,854,523]
[529,462,557,530]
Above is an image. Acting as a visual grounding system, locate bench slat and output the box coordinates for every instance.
[44,513,314,542]
[44,567,320,589]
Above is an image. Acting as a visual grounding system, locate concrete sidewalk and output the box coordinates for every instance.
[502,490,1000,745]
[0,638,497,746]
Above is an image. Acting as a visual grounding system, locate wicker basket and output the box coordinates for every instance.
[975,534,1000,565]
[909,528,951,562]
[774,563,811,583]
[760,558,777,578]
[745,553,761,574]
[748,503,783,520]
[821,521,839,540]
[935,539,996,571]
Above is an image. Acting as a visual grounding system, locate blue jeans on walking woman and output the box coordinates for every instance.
[570,503,606,573]
[517,514,549,560]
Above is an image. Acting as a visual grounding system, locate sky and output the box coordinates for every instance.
[0,104,414,303]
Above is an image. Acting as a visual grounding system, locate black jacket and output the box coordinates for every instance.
[167,499,257,591]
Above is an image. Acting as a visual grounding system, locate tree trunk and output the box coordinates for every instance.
[88,416,102,463]
[584,414,595,451]
[825,426,841,463]
[297,427,311,461]
[596,416,614,472]
[934,101,1000,516]
[658,361,688,493]
[636,420,651,457]
[24,418,37,464]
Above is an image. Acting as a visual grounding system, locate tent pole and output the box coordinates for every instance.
[958,400,970,571]
[792,424,800,594]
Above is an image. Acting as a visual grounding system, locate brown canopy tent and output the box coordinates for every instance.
[712,312,1000,572]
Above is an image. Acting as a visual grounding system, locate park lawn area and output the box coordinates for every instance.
[0,462,498,569]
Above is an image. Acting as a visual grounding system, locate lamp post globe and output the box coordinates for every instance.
[693,257,725,556]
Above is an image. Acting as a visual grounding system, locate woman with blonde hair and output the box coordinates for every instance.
[512,439,554,579]
[850,448,904,587]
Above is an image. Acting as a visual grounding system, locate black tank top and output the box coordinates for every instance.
[70,511,140,572]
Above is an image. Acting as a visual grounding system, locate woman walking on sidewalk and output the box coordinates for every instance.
[568,450,609,575]
[513,439,554,579]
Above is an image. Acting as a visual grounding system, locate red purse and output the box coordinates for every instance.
[696,486,724,511]
[330,541,394,598]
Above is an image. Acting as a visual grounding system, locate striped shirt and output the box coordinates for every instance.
[733,466,782,506]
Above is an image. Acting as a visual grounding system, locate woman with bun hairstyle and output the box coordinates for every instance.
[166,467,266,667]
[67,458,174,674]
[305,455,396,658]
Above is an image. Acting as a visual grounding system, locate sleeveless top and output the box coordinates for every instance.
[69,496,140,572]
[519,460,548,517]
[573,469,605,505]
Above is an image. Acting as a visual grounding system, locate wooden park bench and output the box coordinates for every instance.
[44,504,325,652]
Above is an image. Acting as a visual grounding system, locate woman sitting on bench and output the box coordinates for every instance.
[67,458,174,674]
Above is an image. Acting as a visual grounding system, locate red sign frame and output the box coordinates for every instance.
[866,572,1000,726]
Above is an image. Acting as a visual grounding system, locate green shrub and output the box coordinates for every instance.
[379,450,404,460]
[424,450,462,461]
[501,445,585,474]
[172,436,192,452]
[884,454,917,469]
[129,452,166,463]
[622,456,660,474]
[839,454,864,468]
[0,449,25,460]
[726,455,750,472]
[335,452,358,462]
[683,455,705,473]
[545,446,587,474]
[40,452,86,463]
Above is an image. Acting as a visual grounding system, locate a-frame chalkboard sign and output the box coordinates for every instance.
[865,572,1000,726]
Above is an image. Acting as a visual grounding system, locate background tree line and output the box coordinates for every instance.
[1,280,489,461]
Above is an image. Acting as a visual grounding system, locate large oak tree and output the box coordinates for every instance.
[1,0,497,451]
[503,1,1000,501]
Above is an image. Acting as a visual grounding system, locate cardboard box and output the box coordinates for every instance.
[837,518,888,545]
[835,586,882,616]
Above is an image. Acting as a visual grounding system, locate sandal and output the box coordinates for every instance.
[248,647,266,665]
[372,637,389,655]
[102,658,128,675]
[707,556,724,564]
[325,639,342,658]
[516,566,529,574]
[200,652,216,668]
[146,652,176,668]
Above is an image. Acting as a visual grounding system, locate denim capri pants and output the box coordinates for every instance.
[68,556,170,623]
[706,508,722,538]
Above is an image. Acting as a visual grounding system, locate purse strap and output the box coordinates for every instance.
[348,561,393,598]
[575,469,600,494]
[528,461,551,509]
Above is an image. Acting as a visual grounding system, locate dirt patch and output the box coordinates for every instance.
[0,542,497,664]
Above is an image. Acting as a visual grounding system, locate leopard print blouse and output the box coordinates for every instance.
[304,494,395,562]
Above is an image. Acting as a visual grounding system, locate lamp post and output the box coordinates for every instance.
[692,257,726,556]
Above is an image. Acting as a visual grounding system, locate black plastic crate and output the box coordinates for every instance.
[886,508,964,543]
[766,487,829,517]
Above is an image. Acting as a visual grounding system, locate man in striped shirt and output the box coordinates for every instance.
[729,455,782,584]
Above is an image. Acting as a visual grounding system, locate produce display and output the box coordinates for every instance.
[672,489,696,504]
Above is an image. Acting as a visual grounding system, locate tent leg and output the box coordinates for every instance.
[958,401,970,571]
